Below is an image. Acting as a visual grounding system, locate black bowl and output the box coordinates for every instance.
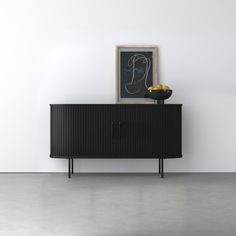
[146,89,172,100]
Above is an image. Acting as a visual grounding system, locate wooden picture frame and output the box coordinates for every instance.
[116,45,158,103]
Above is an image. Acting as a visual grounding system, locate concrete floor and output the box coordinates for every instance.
[0,173,236,236]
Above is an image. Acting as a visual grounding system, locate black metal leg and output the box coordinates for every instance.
[71,158,74,174]
[158,159,161,174]
[161,158,164,178]
[68,158,71,178]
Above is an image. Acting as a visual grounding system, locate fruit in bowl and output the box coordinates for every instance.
[148,84,169,91]
[146,84,172,100]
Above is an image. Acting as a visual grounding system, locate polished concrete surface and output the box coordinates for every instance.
[0,173,236,236]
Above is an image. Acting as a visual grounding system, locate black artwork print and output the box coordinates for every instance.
[120,51,153,98]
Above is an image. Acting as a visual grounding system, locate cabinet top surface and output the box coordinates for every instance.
[50,104,182,106]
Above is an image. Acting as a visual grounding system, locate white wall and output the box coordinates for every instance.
[0,0,236,172]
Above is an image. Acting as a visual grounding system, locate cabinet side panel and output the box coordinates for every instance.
[50,105,72,157]
[163,105,182,158]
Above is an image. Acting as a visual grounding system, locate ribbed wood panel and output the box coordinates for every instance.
[50,104,182,159]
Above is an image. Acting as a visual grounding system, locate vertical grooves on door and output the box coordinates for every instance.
[179,106,182,155]
[162,105,165,159]
[50,104,182,159]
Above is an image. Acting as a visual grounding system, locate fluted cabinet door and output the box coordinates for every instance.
[51,105,118,157]
[116,105,163,157]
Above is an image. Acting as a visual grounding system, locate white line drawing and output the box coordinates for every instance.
[124,54,151,95]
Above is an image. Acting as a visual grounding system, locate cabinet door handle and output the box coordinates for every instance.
[111,121,114,139]
[118,121,122,138]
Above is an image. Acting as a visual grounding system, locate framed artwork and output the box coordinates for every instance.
[116,45,158,103]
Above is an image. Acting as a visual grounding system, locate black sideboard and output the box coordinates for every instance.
[50,104,182,178]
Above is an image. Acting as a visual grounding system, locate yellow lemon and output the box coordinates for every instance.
[154,84,162,90]
[162,85,170,90]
